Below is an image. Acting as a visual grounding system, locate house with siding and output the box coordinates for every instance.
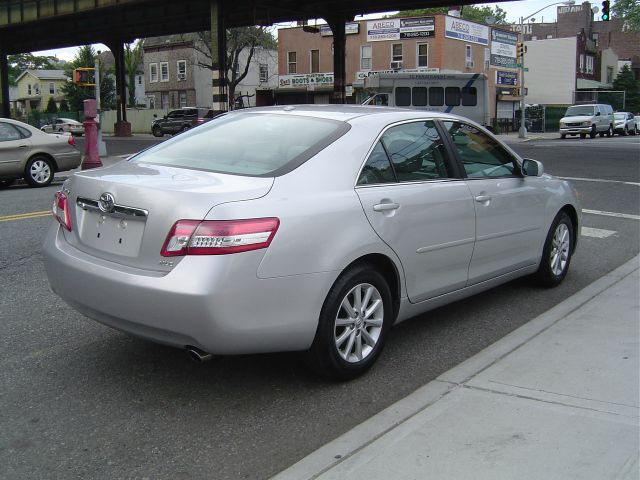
[14,69,68,113]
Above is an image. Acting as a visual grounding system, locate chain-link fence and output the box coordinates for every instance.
[14,111,84,129]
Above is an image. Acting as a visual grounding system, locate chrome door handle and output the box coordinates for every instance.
[373,202,400,212]
[475,195,491,203]
[18,145,28,148]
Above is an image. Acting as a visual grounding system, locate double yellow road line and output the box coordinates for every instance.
[0,210,51,223]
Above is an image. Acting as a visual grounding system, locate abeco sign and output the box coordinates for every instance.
[444,16,489,45]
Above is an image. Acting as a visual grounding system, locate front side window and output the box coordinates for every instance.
[417,43,428,67]
[149,63,158,83]
[160,62,169,82]
[287,52,297,74]
[443,121,517,178]
[310,50,320,73]
[133,113,349,177]
[361,45,372,70]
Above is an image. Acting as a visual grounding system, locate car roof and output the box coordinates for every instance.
[228,105,466,123]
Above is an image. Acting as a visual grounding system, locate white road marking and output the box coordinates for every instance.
[559,176,640,187]
[583,209,640,221]
[581,227,617,238]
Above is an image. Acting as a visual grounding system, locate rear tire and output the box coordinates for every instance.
[533,211,574,288]
[307,264,393,380]
[24,156,54,187]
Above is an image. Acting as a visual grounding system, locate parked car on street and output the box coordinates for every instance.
[41,118,85,136]
[559,103,614,139]
[613,112,637,136]
[43,106,581,379]
[151,107,214,137]
[0,118,81,188]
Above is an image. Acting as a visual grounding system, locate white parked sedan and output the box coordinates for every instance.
[43,106,581,379]
[41,117,85,136]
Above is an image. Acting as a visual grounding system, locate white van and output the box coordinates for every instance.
[362,72,490,127]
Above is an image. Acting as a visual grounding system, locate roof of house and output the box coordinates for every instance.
[15,69,67,83]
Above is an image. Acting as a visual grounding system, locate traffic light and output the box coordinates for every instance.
[602,1,610,21]
[73,68,95,86]
[516,42,526,59]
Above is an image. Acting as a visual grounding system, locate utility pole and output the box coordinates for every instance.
[518,17,527,139]
[95,54,106,157]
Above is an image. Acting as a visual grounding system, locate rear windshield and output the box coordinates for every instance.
[132,113,350,177]
[565,106,594,116]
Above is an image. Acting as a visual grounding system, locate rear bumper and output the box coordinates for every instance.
[43,223,334,354]
[54,151,82,172]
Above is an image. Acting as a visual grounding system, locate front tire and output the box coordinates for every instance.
[606,125,613,137]
[307,264,393,380]
[152,125,163,137]
[589,125,597,138]
[623,126,629,136]
[560,134,566,139]
[24,156,54,187]
[534,211,574,287]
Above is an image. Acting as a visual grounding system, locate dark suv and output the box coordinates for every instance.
[151,107,214,137]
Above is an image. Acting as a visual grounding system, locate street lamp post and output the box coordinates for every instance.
[518,0,575,139]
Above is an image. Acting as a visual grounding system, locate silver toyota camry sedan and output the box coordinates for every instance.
[43,106,580,379]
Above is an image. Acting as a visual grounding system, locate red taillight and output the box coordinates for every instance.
[161,218,279,257]
[52,191,72,231]
[68,135,75,146]
[196,118,205,124]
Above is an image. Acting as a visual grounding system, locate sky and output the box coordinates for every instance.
[31,1,586,62]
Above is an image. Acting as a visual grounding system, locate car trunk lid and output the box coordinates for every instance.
[62,161,274,272]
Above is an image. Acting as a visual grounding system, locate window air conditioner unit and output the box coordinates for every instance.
[465,61,474,68]
[390,61,403,70]
[177,73,186,80]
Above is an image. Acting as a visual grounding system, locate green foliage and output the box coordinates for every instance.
[7,53,59,85]
[59,99,70,112]
[45,96,58,114]
[391,5,508,24]
[124,40,144,107]
[60,45,116,113]
[612,0,640,31]
[612,64,640,112]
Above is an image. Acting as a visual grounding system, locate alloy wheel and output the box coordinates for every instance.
[550,223,570,276]
[334,283,383,363]
[29,159,52,185]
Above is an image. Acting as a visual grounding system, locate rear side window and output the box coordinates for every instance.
[395,87,411,107]
[357,142,396,185]
[132,113,350,177]
[0,122,21,141]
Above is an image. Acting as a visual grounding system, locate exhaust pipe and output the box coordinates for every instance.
[186,346,213,363]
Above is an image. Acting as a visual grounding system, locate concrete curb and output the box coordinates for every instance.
[271,255,640,480]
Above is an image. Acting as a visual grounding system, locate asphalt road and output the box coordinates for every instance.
[1,135,638,479]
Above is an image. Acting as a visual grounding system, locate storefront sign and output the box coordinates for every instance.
[367,17,435,42]
[445,16,489,45]
[278,73,334,88]
[320,22,360,37]
[355,67,440,81]
[490,29,518,68]
[496,70,518,86]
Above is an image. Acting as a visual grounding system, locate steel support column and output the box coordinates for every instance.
[211,0,227,114]
[0,47,10,118]
[108,40,131,136]
[327,15,347,104]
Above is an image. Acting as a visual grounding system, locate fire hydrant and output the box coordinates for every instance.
[81,98,103,170]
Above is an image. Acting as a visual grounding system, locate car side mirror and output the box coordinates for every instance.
[595,111,601,116]
[153,114,157,118]
[522,158,544,177]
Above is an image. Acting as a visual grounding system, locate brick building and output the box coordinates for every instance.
[512,1,640,80]
[277,14,522,124]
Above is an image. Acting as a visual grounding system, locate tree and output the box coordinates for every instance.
[45,96,58,114]
[124,40,143,107]
[612,0,640,32]
[612,64,640,113]
[191,27,277,109]
[8,53,58,85]
[60,45,116,113]
[59,99,70,112]
[391,5,508,24]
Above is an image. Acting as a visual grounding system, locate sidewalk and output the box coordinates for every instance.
[497,131,560,143]
[274,256,640,480]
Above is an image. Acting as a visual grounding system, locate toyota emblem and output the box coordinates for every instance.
[98,192,115,213]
